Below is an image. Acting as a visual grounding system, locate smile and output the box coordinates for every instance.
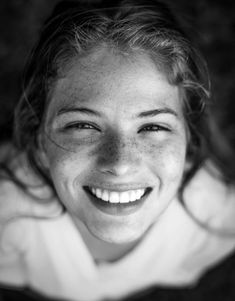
[89,187,146,203]
[83,186,152,216]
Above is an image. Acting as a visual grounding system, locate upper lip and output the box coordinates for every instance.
[84,183,152,192]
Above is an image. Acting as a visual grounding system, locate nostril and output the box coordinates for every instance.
[97,155,139,176]
[104,164,131,176]
[98,160,131,176]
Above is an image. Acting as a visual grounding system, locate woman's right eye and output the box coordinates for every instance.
[63,122,101,132]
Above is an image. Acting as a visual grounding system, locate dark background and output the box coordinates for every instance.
[0,0,235,149]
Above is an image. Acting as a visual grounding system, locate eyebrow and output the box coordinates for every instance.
[56,106,179,119]
[137,108,178,118]
[57,107,102,117]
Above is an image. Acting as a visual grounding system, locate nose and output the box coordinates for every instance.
[96,134,140,177]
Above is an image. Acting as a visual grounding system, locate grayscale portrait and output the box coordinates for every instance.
[0,1,235,300]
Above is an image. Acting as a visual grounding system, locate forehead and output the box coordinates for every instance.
[48,47,182,116]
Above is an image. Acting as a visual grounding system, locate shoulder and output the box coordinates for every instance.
[183,160,235,231]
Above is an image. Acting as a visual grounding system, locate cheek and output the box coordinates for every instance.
[144,137,187,182]
[43,145,94,213]
[44,141,96,186]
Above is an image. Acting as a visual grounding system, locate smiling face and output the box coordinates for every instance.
[41,47,187,244]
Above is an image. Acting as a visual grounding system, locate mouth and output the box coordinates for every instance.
[83,186,152,216]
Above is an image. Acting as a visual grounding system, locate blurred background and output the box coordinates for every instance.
[0,0,234,177]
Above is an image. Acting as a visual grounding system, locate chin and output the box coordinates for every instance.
[86,220,147,244]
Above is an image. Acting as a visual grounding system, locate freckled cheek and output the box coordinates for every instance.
[44,143,96,182]
[143,139,187,181]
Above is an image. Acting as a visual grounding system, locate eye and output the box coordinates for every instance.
[138,124,171,133]
[63,122,101,132]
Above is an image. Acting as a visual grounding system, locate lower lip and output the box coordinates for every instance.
[83,187,152,216]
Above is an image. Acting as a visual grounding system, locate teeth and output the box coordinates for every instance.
[136,189,143,200]
[120,191,130,203]
[129,190,136,202]
[109,192,119,203]
[101,190,109,202]
[96,188,102,199]
[89,187,146,203]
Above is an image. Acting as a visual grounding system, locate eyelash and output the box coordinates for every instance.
[63,122,170,133]
[138,124,170,133]
[64,122,100,131]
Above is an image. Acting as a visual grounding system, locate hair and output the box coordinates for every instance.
[13,0,211,202]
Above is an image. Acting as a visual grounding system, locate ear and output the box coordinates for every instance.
[36,132,50,169]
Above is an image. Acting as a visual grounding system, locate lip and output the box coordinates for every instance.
[83,186,152,216]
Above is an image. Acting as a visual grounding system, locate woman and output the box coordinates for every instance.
[0,0,235,300]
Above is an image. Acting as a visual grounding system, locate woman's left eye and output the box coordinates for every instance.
[138,124,170,133]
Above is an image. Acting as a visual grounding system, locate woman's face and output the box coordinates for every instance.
[41,48,187,244]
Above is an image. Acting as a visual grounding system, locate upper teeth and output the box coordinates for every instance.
[89,187,146,203]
